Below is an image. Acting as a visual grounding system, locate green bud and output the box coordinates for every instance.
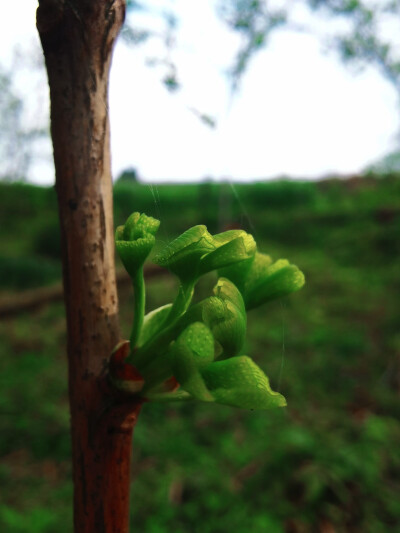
[115,212,160,277]
[202,278,246,359]
[180,278,246,359]
[171,322,215,402]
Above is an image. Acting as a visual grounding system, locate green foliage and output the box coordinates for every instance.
[365,150,400,174]
[0,255,60,290]
[112,213,304,410]
[0,68,45,181]
[122,0,400,98]
[116,167,140,184]
[1,176,400,531]
[218,0,286,88]
[0,506,59,533]
[33,219,61,260]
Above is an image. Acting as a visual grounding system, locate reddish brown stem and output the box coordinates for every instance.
[36,2,138,532]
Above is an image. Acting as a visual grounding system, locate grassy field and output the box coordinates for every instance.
[1,175,400,532]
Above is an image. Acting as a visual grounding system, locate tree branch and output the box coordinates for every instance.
[37,1,138,531]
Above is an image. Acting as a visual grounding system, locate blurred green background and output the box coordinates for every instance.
[1,175,400,532]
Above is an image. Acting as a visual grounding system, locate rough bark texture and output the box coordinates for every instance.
[36,2,140,532]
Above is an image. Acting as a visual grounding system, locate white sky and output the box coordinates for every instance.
[1,0,399,184]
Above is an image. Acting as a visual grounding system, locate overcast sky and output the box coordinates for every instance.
[1,0,399,184]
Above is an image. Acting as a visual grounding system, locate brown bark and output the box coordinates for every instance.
[36,2,139,532]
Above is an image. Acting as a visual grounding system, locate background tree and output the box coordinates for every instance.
[124,0,400,98]
[217,0,400,96]
[0,1,395,184]
[0,64,46,181]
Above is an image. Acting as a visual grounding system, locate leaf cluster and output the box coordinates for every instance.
[111,213,304,410]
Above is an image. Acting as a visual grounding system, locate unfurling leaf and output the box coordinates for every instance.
[154,226,256,281]
[245,258,305,310]
[154,225,215,280]
[221,252,305,310]
[201,278,246,359]
[202,356,286,409]
[138,304,172,347]
[171,322,215,402]
[199,230,256,274]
